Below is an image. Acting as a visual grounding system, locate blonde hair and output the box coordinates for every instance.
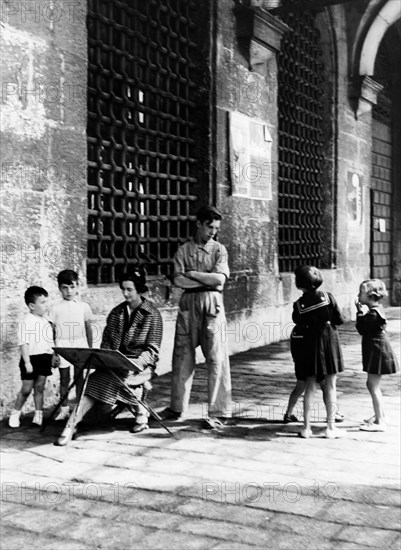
[360,279,388,301]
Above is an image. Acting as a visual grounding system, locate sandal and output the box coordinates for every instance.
[298,428,312,438]
[359,423,386,432]
[159,407,184,421]
[54,426,77,446]
[130,423,150,433]
[283,414,299,423]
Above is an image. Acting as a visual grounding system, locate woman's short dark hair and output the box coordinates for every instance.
[196,205,222,224]
[119,270,148,294]
[25,286,48,306]
[294,266,323,291]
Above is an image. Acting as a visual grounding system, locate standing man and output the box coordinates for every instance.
[162,205,232,428]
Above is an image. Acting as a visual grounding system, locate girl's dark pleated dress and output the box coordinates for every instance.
[291,290,345,382]
[356,306,399,375]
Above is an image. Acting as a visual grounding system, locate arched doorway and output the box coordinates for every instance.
[370,22,401,302]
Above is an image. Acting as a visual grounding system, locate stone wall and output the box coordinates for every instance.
[0,1,88,416]
[1,1,398,418]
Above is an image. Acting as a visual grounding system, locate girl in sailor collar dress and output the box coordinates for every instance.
[290,266,345,439]
[355,279,399,432]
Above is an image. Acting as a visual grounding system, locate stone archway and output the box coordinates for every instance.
[359,0,400,76]
[350,0,401,304]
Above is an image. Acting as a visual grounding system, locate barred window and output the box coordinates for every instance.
[87,0,206,284]
[277,7,326,273]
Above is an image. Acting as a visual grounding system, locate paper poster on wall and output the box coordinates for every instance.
[229,111,273,200]
[347,172,363,224]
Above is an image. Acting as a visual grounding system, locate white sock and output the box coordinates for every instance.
[33,410,43,423]
[9,409,21,428]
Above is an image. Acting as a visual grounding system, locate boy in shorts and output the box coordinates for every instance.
[9,286,56,428]
[50,270,93,420]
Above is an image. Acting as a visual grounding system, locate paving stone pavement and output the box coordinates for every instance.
[1,311,400,550]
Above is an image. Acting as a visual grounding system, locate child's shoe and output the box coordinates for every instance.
[359,423,386,432]
[8,410,21,428]
[55,406,70,421]
[298,428,313,438]
[32,410,43,426]
[325,427,345,438]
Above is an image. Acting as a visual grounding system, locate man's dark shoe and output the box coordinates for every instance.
[159,407,184,421]
[283,414,299,423]
[201,417,225,430]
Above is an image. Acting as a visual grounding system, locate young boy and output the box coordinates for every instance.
[50,270,93,420]
[161,205,232,429]
[9,286,56,428]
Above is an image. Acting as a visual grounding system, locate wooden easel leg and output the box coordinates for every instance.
[41,364,86,433]
[54,364,92,447]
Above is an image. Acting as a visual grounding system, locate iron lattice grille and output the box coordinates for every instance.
[372,93,391,125]
[87,0,201,284]
[277,8,325,273]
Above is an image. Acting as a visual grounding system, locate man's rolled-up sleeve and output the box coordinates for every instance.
[213,244,230,279]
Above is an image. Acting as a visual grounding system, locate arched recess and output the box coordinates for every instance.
[350,0,401,304]
[359,0,400,76]
[349,0,400,118]
[350,0,387,78]
[370,21,401,304]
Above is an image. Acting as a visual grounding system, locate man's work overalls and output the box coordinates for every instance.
[171,239,232,418]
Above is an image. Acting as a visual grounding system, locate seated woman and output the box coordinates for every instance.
[56,270,163,445]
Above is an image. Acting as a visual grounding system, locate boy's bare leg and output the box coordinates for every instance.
[9,380,34,427]
[33,375,46,411]
[59,368,71,401]
[55,368,71,420]
[14,380,34,410]
[32,375,47,425]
